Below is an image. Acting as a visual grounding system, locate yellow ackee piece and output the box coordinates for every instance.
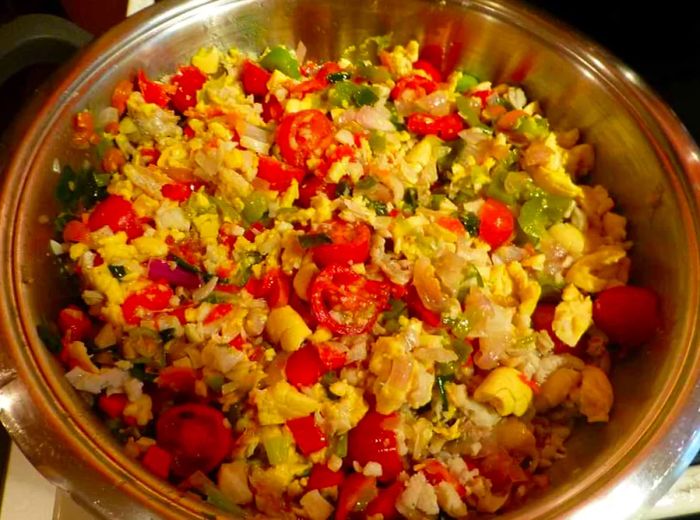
[255,381,320,425]
[473,367,533,417]
[266,306,312,352]
[565,245,628,293]
[132,236,168,258]
[553,284,592,347]
[192,47,220,74]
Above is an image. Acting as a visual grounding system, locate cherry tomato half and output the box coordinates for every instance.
[592,285,660,347]
[275,109,334,169]
[310,264,390,335]
[241,59,272,97]
[156,403,231,479]
[311,220,371,267]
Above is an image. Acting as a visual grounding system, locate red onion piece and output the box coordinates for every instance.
[148,259,201,289]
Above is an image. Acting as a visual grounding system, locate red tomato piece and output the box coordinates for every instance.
[203,303,234,325]
[593,285,660,347]
[241,59,272,96]
[171,65,207,113]
[161,183,193,202]
[257,156,305,191]
[261,268,291,308]
[365,480,405,520]
[310,264,391,335]
[141,445,173,480]
[477,451,529,494]
[97,393,128,419]
[262,95,284,123]
[140,147,161,165]
[311,220,371,267]
[421,459,466,497]
[87,195,144,240]
[307,463,345,491]
[406,285,441,327]
[347,410,403,483]
[316,342,347,371]
[532,303,571,354]
[156,403,231,479]
[137,69,170,108]
[479,198,514,249]
[58,305,93,341]
[390,74,437,101]
[436,216,466,236]
[472,89,493,107]
[275,109,334,168]
[122,283,174,325]
[290,289,317,328]
[156,366,197,395]
[298,175,337,208]
[406,113,441,135]
[437,113,465,140]
[335,473,379,520]
[285,344,324,388]
[286,415,328,455]
[413,59,443,82]
[111,78,133,116]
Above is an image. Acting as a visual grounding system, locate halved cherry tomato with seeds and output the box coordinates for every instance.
[310,264,390,335]
[390,74,437,101]
[276,109,334,168]
[155,403,231,479]
[310,220,371,267]
[58,305,93,341]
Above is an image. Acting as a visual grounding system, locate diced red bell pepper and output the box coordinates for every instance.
[121,283,174,325]
[436,113,465,140]
[161,183,193,202]
[365,480,405,520]
[58,305,93,341]
[203,303,234,325]
[285,344,324,388]
[156,366,197,395]
[257,156,305,192]
[137,69,170,108]
[241,60,272,97]
[311,220,371,267]
[262,95,284,123]
[286,415,328,455]
[436,216,466,236]
[62,219,90,243]
[307,463,345,490]
[347,410,403,483]
[471,89,493,107]
[87,195,143,240]
[406,112,464,141]
[406,285,441,327]
[141,445,173,480]
[97,393,128,419]
[335,473,379,520]
[171,65,207,113]
[413,59,442,82]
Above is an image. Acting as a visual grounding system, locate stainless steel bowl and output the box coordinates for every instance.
[2,0,700,518]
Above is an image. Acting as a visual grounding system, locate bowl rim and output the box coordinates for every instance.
[1,0,700,518]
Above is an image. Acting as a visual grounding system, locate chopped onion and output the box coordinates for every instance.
[415,90,451,117]
[148,259,201,289]
[354,105,395,131]
[193,275,218,302]
[240,136,271,155]
[236,120,272,143]
[97,106,119,128]
[295,41,307,65]
[335,128,355,145]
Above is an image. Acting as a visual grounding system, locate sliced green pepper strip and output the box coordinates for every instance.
[259,45,301,79]
[455,71,479,93]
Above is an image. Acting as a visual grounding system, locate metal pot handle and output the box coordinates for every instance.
[0,14,92,88]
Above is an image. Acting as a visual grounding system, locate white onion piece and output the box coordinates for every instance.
[192,276,218,302]
[354,105,395,131]
[97,106,119,128]
[240,136,271,155]
[295,41,307,65]
[415,90,451,117]
[335,128,355,145]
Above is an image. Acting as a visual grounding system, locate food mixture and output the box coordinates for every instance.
[42,38,660,518]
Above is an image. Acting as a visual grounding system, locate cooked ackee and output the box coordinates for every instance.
[44,37,661,518]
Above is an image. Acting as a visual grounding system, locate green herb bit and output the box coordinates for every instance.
[327,71,351,83]
[108,264,127,279]
[298,233,333,249]
[170,254,201,274]
[356,176,377,190]
[159,328,176,343]
[459,212,480,237]
[367,199,388,216]
[403,187,418,212]
[232,251,264,287]
[335,180,352,197]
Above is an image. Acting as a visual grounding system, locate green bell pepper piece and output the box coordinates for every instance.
[260,45,301,79]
